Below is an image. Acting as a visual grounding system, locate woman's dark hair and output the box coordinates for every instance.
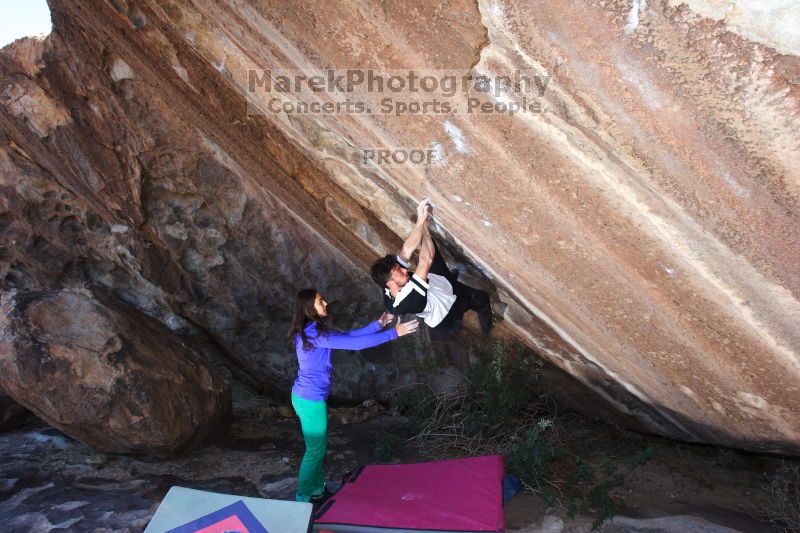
[370,255,397,287]
[288,288,326,350]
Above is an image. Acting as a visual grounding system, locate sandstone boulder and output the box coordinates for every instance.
[1,0,799,454]
[0,288,231,455]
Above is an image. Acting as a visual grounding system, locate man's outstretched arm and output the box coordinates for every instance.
[399,198,431,262]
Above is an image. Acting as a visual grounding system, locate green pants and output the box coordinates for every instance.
[291,392,328,502]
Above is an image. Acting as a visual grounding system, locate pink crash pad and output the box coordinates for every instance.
[313,455,504,532]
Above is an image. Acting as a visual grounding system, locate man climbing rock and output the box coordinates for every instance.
[370,198,493,336]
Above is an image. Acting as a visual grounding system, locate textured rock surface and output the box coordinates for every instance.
[0,288,231,455]
[0,25,422,403]
[0,0,798,453]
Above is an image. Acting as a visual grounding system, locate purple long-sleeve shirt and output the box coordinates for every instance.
[291,320,398,401]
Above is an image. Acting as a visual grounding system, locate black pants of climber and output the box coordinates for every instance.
[437,281,493,334]
[429,239,493,335]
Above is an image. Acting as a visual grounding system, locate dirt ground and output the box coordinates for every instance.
[0,399,789,532]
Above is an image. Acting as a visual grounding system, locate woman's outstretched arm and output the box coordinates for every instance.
[314,329,396,350]
[313,321,418,350]
[342,320,381,337]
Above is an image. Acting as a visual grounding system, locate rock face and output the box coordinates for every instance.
[0,1,798,453]
[0,288,231,455]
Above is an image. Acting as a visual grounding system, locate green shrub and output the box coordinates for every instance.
[564,445,654,530]
[626,446,655,469]
[588,481,620,530]
[506,419,558,485]
[462,342,543,437]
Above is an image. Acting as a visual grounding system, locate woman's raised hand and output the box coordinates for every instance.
[378,312,396,328]
[394,319,420,337]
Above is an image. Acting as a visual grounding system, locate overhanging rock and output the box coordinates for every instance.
[0,0,798,454]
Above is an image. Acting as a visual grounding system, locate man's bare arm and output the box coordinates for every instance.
[399,224,425,263]
[399,198,431,262]
[415,223,435,280]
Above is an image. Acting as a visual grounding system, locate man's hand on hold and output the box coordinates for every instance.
[416,197,432,227]
[400,198,433,263]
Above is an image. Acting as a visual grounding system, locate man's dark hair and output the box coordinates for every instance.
[371,255,397,287]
